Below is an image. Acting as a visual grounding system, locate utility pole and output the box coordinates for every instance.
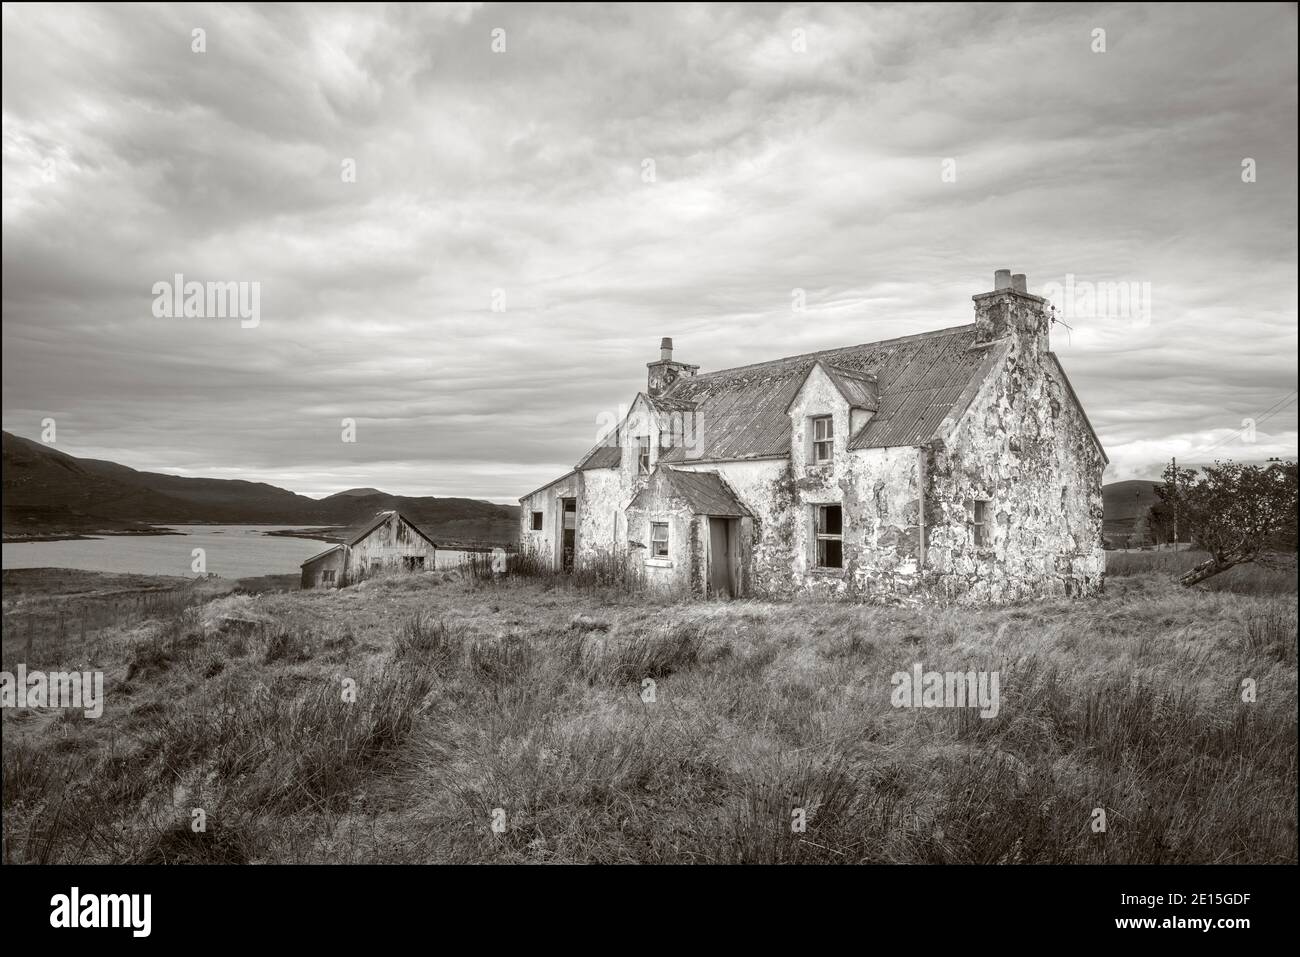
[1171,456,1178,547]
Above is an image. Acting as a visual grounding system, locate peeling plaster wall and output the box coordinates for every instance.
[624,476,700,592]
[555,394,660,567]
[669,458,785,593]
[783,365,923,598]
[764,443,922,599]
[519,472,581,568]
[519,467,631,570]
[926,331,1106,602]
[578,467,624,561]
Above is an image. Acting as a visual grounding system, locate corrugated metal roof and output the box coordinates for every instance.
[575,323,1000,467]
[576,445,621,470]
[665,324,995,459]
[630,468,752,517]
[665,469,752,516]
[820,363,879,411]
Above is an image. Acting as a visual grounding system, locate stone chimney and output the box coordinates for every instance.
[973,268,1050,353]
[647,337,698,397]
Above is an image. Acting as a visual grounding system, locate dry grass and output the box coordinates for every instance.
[2,553,1295,864]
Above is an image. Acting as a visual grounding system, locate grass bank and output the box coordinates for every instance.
[2,554,1294,863]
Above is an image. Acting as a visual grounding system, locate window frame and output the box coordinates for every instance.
[637,435,651,474]
[813,503,843,569]
[530,510,543,531]
[811,415,834,464]
[650,521,670,558]
[322,569,336,584]
[972,500,989,547]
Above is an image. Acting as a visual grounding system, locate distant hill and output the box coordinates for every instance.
[1,431,519,544]
[1102,479,1162,545]
[1104,479,1162,522]
[307,489,519,545]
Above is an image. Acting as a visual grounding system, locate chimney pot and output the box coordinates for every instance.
[1011,273,1027,293]
[994,269,1012,291]
[660,337,673,361]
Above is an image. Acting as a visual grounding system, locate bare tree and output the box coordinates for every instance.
[1157,460,1297,586]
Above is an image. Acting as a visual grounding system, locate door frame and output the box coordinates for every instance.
[706,516,740,598]
[559,496,577,571]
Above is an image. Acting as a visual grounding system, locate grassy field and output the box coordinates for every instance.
[2,553,1295,864]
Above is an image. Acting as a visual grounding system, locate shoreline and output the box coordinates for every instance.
[2,528,187,544]
[3,524,340,545]
[5,523,517,551]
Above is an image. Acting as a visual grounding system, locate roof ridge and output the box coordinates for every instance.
[667,323,975,387]
[345,509,438,548]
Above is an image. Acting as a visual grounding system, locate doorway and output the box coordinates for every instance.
[707,517,739,598]
[561,497,577,571]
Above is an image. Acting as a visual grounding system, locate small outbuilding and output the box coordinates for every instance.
[300,510,438,589]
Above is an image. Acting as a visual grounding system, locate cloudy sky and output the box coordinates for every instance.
[3,2,1296,502]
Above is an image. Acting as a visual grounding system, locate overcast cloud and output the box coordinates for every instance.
[3,2,1296,502]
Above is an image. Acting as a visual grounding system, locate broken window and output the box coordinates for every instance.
[403,556,425,571]
[812,415,834,464]
[638,436,651,474]
[530,511,543,531]
[815,504,843,568]
[322,570,335,584]
[650,522,669,558]
[972,500,989,546]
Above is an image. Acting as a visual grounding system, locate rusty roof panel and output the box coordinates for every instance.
[576,324,996,467]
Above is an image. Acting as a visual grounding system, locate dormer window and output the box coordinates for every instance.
[812,415,834,464]
[637,436,651,474]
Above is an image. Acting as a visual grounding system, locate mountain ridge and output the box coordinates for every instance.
[1,431,518,544]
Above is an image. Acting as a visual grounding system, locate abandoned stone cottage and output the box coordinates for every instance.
[300,510,437,589]
[519,270,1107,602]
